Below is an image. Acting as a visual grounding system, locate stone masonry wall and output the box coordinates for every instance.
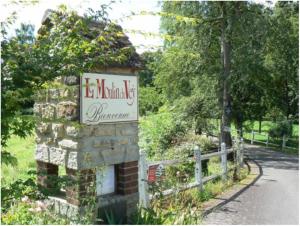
[34,68,140,222]
[34,74,139,171]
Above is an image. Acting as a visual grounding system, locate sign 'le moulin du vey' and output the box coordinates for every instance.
[81,73,138,124]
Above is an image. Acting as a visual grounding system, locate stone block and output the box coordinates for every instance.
[41,104,56,119]
[100,147,126,165]
[52,123,65,139]
[33,104,42,116]
[67,151,78,169]
[57,101,78,120]
[35,136,42,144]
[36,122,51,134]
[49,89,60,99]
[80,126,95,137]
[35,144,50,162]
[116,123,138,136]
[49,147,66,165]
[93,139,114,149]
[94,124,116,136]
[129,136,138,145]
[66,126,80,138]
[117,138,129,145]
[45,137,54,145]
[58,139,78,150]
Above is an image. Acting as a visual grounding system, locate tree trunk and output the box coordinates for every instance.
[285,77,290,119]
[237,113,243,138]
[220,4,232,148]
[258,116,262,133]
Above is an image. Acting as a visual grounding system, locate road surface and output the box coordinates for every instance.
[203,144,299,225]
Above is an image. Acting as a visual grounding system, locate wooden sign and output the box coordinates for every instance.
[148,164,165,183]
[81,73,138,124]
[148,165,157,183]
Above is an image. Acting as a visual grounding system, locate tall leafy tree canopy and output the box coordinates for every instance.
[155,1,298,141]
[264,2,299,120]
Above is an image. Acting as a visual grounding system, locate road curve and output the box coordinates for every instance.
[203,144,299,225]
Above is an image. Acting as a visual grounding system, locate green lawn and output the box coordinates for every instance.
[208,119,298,154]
[1,135,36,185]
[241,120,299,137]
[231,120,299,154]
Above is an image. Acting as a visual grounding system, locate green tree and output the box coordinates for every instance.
[264,2,299,120]
[158,1,274,144]
[138,51,162,87]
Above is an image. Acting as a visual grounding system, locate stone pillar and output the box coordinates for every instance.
[34,68,140,223]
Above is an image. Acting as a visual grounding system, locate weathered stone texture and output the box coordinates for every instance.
[66,126,80,138]
[52,123,65,139]
[57,101,78,120]
[49,147,66,165]
[41,104,56,119]
[58,139,78,150]
[36,122,51,134]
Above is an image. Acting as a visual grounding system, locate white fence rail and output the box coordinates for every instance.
[249,130,298,150]
[138,139,245,208]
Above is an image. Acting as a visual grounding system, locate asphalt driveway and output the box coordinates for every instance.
[203,144,299,225]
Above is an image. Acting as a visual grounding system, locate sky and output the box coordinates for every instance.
[1,0,276,53]
[0,0,163,53]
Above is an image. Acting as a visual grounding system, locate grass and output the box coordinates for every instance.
[231,121,299,155]
[1,135,36,186]
[208,119,299,154]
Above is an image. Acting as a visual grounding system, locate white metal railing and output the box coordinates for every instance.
[138,139,244,208]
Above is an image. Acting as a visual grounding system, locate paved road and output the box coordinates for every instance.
[203,145,299,225]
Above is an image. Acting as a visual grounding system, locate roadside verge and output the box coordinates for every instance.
[200,159,261,217]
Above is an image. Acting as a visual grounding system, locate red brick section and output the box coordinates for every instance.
[65,168,96,206]
[36,160,58,191]
[116,161,138,195]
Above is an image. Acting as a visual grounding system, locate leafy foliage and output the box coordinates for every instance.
[264,2,299,119]
[1,199,71,225]
[138,51,162,87]
[268,120,293,138]
[139,87,165,116]
[139,106,188,158]
[1,171,42,212]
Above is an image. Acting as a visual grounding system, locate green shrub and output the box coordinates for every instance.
[268,120,293,138]
[1,199,70,225]
[139,87,165,116]
[139,106,188,159]
[1,172,41,212]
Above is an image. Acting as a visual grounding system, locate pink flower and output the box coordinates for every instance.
[21,196,29,203]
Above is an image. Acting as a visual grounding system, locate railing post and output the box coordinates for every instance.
[282,135,286,151]
[221,142,227,181]
[194,145,203,191]
[240,138,244,168]
[251,130,254,144]
[266,134,269,147]
[236,139,241,176]
[138,150,149,208]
